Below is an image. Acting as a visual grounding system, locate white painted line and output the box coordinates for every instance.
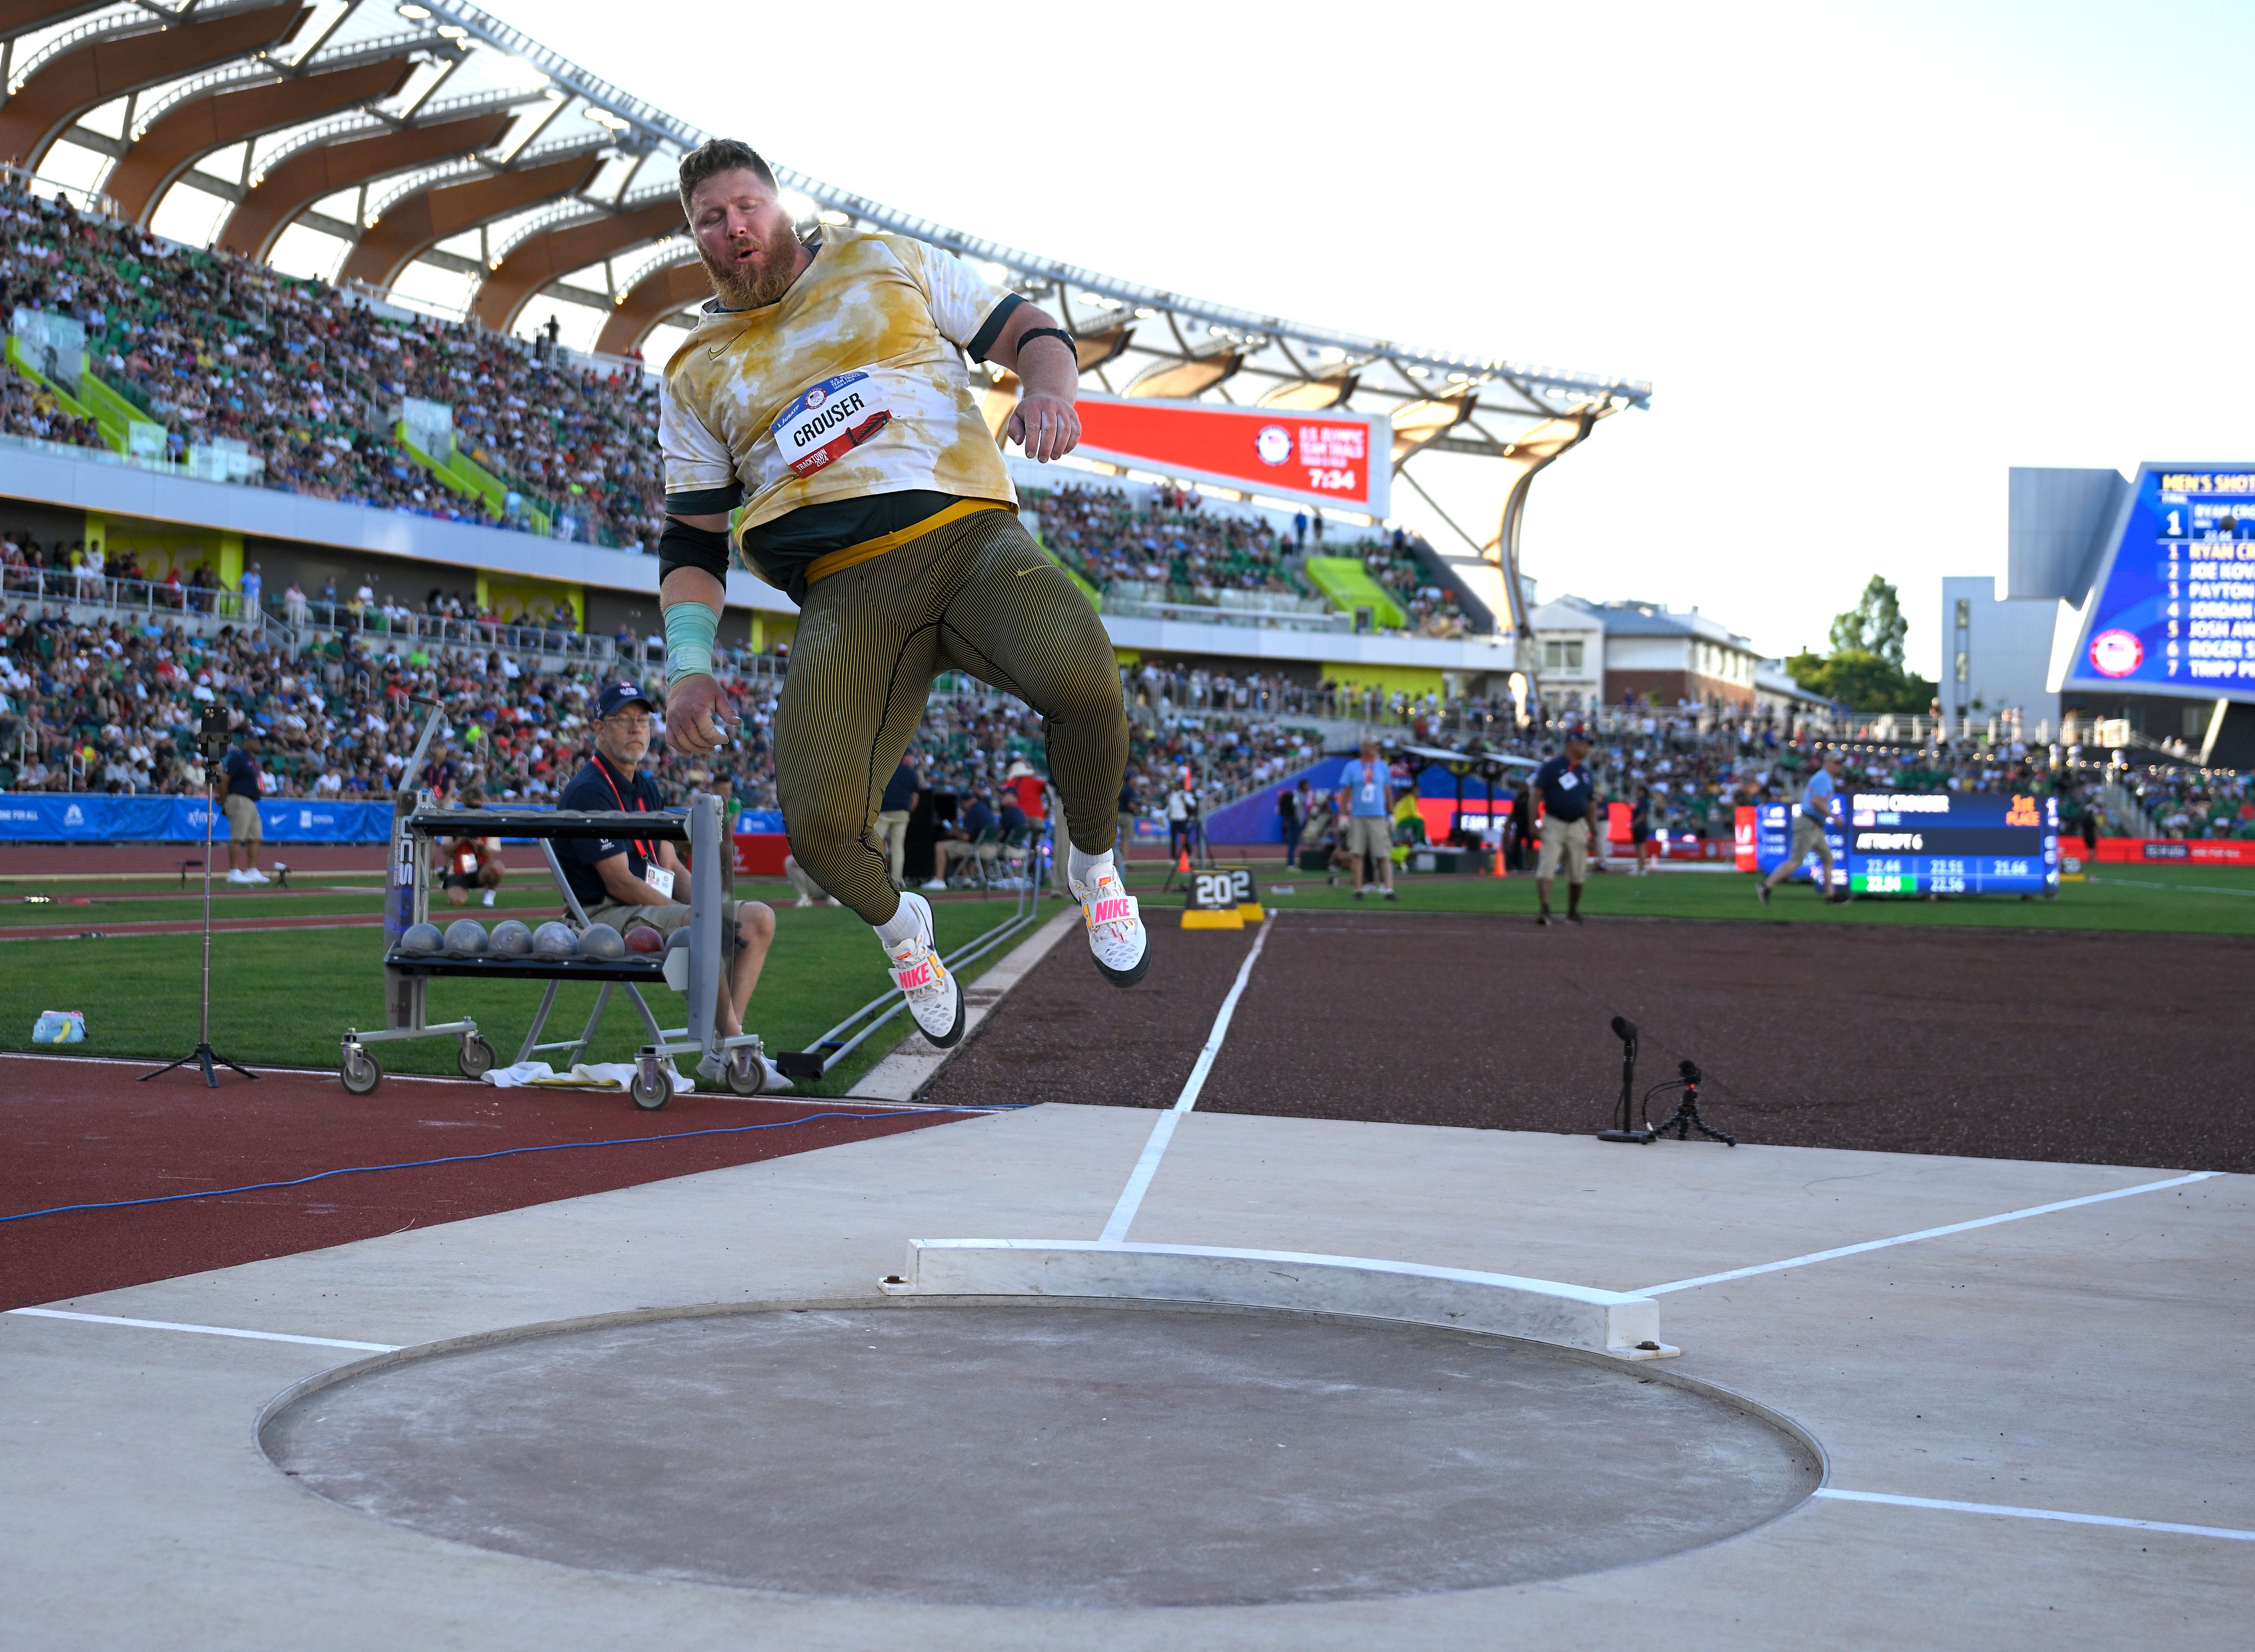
[1098,1111,1182,1245]
[6,1308,399,1352]
[1637,1170,2222,1296]
[1815,1487,2255,1543]
[1098,920,1274,1244]
[1171,918,1272,1116]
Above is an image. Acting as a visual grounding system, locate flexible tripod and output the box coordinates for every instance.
[1644,1059,1735,1145]
[143,713,258,1088]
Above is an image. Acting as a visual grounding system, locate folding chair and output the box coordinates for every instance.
[512,839,667,1068]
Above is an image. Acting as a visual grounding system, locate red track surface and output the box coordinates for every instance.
[0,1053,970,1310]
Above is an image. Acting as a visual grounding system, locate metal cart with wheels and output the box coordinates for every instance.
[341,792,760,1109]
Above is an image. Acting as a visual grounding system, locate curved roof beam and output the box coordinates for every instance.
[105,54,421,226]
[337,145,605,293]
[470,192,682,333]
[0,3,112,34]
[217,107,514,262]
[594,254,710,357]
[0,2,311,172]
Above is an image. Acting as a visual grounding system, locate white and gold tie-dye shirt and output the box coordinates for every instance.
[658,227,1021,595]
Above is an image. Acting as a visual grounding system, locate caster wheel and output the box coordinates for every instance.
[629,1058,670,1111]
[457,1033,497,1080]
[340,1044,383,1096]
[725,1046,765,1096]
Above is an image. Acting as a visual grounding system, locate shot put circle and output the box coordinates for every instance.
[261,1301,1820,1607]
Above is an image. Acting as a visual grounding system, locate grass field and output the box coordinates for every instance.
[1,891,1045,1093]
[1111,857,2255,934]
[5,856,2247,1088]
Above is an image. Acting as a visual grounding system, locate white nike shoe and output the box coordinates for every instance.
[883,891,964,1046]
[226,869,250,885]
[1071,861,1148,988]
[245,868,271,884]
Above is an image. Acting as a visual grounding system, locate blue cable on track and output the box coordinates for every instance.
[0,1104,1025,1226]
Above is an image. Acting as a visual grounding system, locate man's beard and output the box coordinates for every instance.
[701,220,802,311]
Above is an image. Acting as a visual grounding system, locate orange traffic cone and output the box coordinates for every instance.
[1176,848,1191,874]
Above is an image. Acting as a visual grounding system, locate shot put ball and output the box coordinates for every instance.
[578,922,625,960]
[397,922,443,956]
[532,921,579,958]
[624,924,665,955]
[488,919,533,957]
[442,918,488,956]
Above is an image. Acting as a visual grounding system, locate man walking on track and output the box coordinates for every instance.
[1760,748,1847,905]
[1532,727,1597,925]
[652,139,1148,1048]
[1338,737,1397,900]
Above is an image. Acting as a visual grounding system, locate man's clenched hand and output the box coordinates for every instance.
[666,673,731,754]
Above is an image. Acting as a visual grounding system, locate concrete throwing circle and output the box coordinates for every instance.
[264,1302,1820,1607]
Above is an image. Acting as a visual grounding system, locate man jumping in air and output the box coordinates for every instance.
[653,140,1148,1047]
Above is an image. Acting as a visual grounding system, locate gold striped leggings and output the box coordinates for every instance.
[773,507,1125,925]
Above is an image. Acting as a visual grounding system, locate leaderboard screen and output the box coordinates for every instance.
[1754,794,2058,895]
[2070,465,2255,695]
[1845,793,2058,895]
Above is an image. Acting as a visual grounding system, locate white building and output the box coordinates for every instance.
[1527,595,1765,708]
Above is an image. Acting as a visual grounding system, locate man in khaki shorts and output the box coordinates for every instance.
[1335,737,1398,900]
[220,731,267,885]
[555,683,778,1047]
[1531,727,1597,925]
[1759,748,1847,905]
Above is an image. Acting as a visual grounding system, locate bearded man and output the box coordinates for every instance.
[653,139,1147,1046]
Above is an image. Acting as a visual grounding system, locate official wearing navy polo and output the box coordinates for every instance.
[558,682,779,1065]
[1531,726,1597,926]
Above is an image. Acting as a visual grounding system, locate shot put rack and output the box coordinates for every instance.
[341,793,759,1109]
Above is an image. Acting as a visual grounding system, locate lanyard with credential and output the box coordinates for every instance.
[595,755,654,863]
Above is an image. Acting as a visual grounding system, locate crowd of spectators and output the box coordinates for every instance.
[2120,763,2254,838]
[6,571,2246,849]
[0,178,664,549]
[1029,482,1471,635]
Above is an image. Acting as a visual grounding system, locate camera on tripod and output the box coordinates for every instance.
[197,704,232,767]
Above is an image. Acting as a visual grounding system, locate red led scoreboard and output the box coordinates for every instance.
[1071,395,1391,518]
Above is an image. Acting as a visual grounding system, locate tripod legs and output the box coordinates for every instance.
[142,1043,260,1089]
[1649,1081,1735,1146]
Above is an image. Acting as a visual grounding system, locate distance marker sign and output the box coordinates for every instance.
[1182,866,1261,929]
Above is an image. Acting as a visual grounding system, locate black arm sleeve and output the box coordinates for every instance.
[967,292,1028,363]
[658,517,732,586]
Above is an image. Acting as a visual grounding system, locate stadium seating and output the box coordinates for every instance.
[0,178,662,551]
[1027,482,1471,636]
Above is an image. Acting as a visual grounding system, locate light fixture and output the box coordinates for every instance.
[435,24,467,40]
[397,3,432,17]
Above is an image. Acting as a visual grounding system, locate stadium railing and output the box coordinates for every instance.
[2,564,266,632]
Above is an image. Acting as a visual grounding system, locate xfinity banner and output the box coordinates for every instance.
[0,796,395,843]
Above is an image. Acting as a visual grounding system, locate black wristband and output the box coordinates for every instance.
[1015,326,1077,357]
[657,517,731,586]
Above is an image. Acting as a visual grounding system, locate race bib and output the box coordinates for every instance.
[772,371,892,478]
[644,865,675,900]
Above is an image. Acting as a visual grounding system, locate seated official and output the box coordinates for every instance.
[934,788,1000,886]
[558,683,777,1044]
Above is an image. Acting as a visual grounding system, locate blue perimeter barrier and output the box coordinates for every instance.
[0,796,788,845]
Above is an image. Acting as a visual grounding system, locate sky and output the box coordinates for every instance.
[487,0,2255,677]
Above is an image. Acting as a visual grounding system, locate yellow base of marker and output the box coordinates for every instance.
[1182,907,1244,930]
[1235,903,1265,922]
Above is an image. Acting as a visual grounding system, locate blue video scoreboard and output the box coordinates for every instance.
[1756,793,2059,896]
[2067,465,2255,698]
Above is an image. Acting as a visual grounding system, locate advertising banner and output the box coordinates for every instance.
[2066,463,2255,700]
[1072,394,1390,518]
[11,307,83,390]
[0,794,395,842]
[2092,836,2255,866]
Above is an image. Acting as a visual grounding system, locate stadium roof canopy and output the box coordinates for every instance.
[0,0,1651,639]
